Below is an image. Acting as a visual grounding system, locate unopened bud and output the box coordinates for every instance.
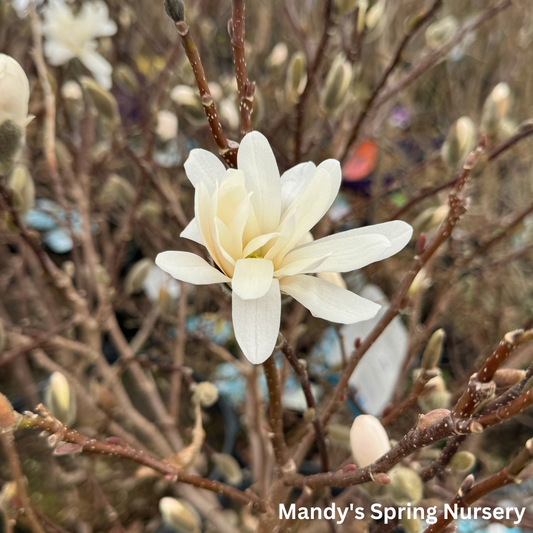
[44,372,76,426]
[159,497,201,533]
[416,408,450,430]
[416,233,426,255]
[425,16,458,49]
[482,82,511,136]
[138,200,163,225]
[441,116,476,168]
[303,408,315,423]
[213,453,243,486]
[192,382,219,407]
[164,0,185,23]
[458,473,475,497]
[401,516,423,533]
[419,389,451,413]
[125,258,154,295]
[365,0,386,30]
[0,120,24,175]
[388,467,423,505]
[285,51,307,105]
[493,368,526,389]
[114,64,139,96]
[99,174,136,208]
[156,110,178,142]
[266,43,288,70]
[449,451,476,473]
[350,414,390,467]
[170,85,205,126]
[320,54,353,114]
[8,164,35,216]
[421,329,446,370]
[326,423,351,448]
[80,77,118,122]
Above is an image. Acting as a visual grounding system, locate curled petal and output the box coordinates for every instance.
[155,251,230,285]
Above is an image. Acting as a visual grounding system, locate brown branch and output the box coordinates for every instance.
[0,431,45,533]
[293,0,334,164]
[423,439,533,533]
[292,142,486,467]
[230,0,254,137]
[339,0,443,163]
[263,355,290,470]
[174,21,238,167]
[169,282,188,419]
[280,338,329,472]
[17,414,266,512]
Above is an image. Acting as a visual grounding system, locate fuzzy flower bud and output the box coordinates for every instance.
[192,382,219,407]
[320,54,353,114]
[449,451,476,473]
[425,16,458,49]
[213,453,243,486]
[388,466,423,505]
[99,174,136,208]
[419,388,451,413]
[493,368,526,389]
[421,329,446,370]
[125,258,155,294]
[80,77,119,122]
[8,164,34,216]
[266,43,288,70]
[285,51,307,105]
[164,0,185,23]
[159,497,201,533]
[44,371,77,426]
[170,85,205,127]
[441,117,476,168]
[482,83,511,136]
[350,414,390,467]
[401,516,423,533]
[416,408,450,430]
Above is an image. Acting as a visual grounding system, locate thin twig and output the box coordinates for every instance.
[169,282,188,419]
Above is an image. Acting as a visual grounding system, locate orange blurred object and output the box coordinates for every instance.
[342,140,378,181]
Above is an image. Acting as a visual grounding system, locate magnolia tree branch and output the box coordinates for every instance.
[292,141,486,467]
[293,0,333,164]
[339,0,443,163]
[230,0,254,137]
[423,439,533,533]
[174,20,238,167]
[16,413,266,512]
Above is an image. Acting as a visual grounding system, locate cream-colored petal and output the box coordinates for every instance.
[280,161,316,214]
[231,258,274,300]
[185,149,227,192]
[180,218,204,246]
[242,232,280,258]
[237,131,281,234]
[280,275,380,324]
[274,253,331,278]
[155,251,230,285]
[232,278,281,364]
[317,271,347,289]
[281,233,391,273]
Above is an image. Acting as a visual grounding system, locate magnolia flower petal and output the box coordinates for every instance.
[325,221,413,260]
[79,49,113,90]
[232,278,281,364]
[264,210,296,262]
[280,275,380,324]
[232,258,274,300]
[195,182,219,264]
[242,232,280,258]
[274,253,331,278]
[237,131,281,234]
[43,40,75,66]
[280,161,316,213]
[155,251,230,285]
[180,218,204,245]
[281,233,391,273]
[185,149,227,192]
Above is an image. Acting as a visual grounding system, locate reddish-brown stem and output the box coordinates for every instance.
[175,21,238,167]
[230,0,254,137]
[169,282,188,419]
[18,414,266,511]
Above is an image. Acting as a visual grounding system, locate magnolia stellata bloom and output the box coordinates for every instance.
[43,0,117,90]
[156,132,412,364]
[350,414,390,467]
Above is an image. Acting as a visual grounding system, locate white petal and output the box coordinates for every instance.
[43,40,75,66]
[333,220,413,260]
[232,278,281,364]
[185,149,227,193]
[180,218,204,245]
[195,182,219,266]
[317,271,347,289]
[232,258,274,300]
[79,49,113,90]
[242,232,280,258]
[281,233,391,274]
[280,275,381,324]
[280,161,316,214]
[155,251,230,285]
[237,131,281,234]
[274,253,331,278]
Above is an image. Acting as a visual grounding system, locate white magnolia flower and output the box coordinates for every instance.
[43,0,117,90]
[0,54,31,129]
[156,132,412,364]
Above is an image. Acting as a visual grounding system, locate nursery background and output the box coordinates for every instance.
[2,0,533,532]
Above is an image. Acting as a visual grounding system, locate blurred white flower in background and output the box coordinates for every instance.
[11,0,43,18]
[43,0,117,89]
[156,132,412,364]
[156,110,178,142]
